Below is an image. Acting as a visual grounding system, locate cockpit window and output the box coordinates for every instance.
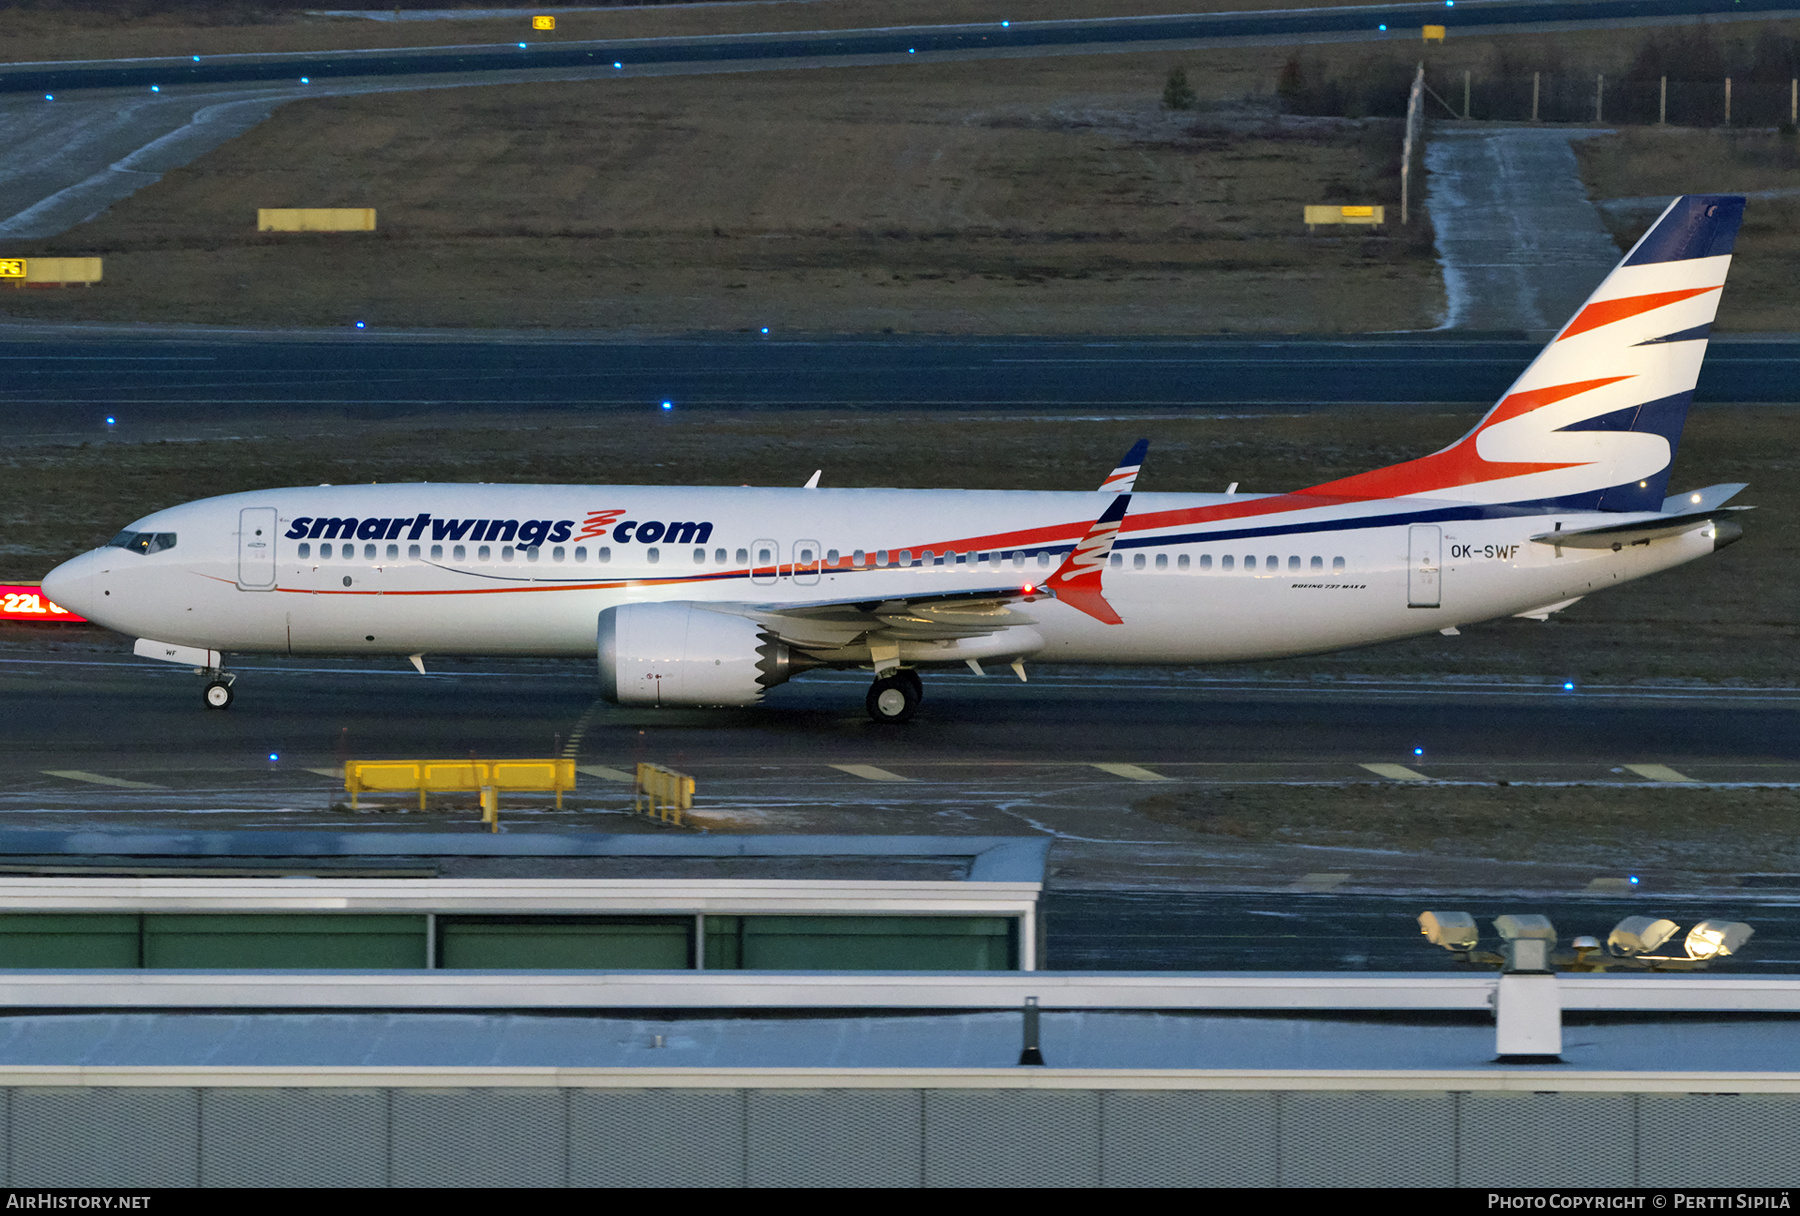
[105,531,176,555]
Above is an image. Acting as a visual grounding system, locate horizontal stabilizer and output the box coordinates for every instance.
[1531,509,1746,550]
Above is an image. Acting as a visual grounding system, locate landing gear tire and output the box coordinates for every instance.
[895,668,923,703]
[866,674,921,724]
[202,679,234,710]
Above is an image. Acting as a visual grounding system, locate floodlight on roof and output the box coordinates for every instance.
[1494,914,1555,942]
[1418,910,1477,950]
[1608,915,1679,957]
[1684,919,1754,960]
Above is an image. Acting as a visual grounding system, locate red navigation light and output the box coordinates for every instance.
[0,584,86,623]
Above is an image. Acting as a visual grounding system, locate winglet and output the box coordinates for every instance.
[1045,493,1131,625]
[1097,439,1149,493]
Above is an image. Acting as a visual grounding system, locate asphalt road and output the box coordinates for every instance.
[3,0,1789,95]
[0,335,1796,427]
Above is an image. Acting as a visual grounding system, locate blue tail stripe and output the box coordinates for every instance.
[1623,195,1744,266]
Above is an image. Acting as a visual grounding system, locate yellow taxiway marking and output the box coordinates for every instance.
[42,770,164,790]
[1624,763,1694,783]
[830,764,911,782]
[576,765,636,782]
[1291,872,1351,891]
[1090,763,1172,782]
[1359,763,1431,781]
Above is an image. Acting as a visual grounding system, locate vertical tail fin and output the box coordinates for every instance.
[1300,195,1745,510]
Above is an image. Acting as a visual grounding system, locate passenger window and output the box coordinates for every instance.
[799,547,815,564]
[898,550,911,566]
[1311,556,1323,571]
[647,547,660,564]
[430,544,442,560]
[693,548,706,564]
[1221,555,1233,570]
[1266,555,1278,570]
[1155,554,1168,570]
[1178,554,1190,570]
[716,548,728,564]
[1288,556,1300,572]
[408,544,420,559]
[852,549,865,567]
[758,547,773,564]
[573,546,586,562]
[1244,556,1255,570]
[738,548,751,565]
[298,542,311,559]
[1133,553,1146,570]
[478,545,491,561]
[875,550,889,567]
[1038,551,1050,568]
[1013,552,1026,569]
[921,550,935,565]
[599,547,611,563]
[453,545,466,561]
[1199,554,1211,570]
[527,546,540,563]
[387,544,399,560]
[502,546,515,562]
[1333,556,1345,571]
[320,543,334,559]
[1110,553,1123,568]
[552,546,564,562]
[363,543,376,560]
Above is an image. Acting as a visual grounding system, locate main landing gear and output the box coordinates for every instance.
[866,669,923,724]
[201,672,236,711]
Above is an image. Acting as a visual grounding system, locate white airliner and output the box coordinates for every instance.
[43,195,1750,722]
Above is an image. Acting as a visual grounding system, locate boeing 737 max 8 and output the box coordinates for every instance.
[42,195,1751,722]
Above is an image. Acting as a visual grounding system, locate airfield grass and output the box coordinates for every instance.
[0,43,1441,335]
[5,402,1795,687]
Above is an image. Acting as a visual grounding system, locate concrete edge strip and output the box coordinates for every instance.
[0,1065,1795,1091]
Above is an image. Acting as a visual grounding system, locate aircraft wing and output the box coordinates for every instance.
[709,584,1047,650]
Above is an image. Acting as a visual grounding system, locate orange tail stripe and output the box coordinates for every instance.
[1559,286,1718,340]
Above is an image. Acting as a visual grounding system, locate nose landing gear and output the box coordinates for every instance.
[866,669,923,723]
[201,672,236,710]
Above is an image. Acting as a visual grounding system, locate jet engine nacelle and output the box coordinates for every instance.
[597,602,806,706]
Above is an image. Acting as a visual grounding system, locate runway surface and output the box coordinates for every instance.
[1,334,1797,427]
[5,2,1789,95]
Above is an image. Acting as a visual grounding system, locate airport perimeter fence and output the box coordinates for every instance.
[2,1083,1797,1187]
[1283,70,1800,127]
[1429,73,1799,127]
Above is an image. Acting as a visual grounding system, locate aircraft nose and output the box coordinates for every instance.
[40,551,95,618]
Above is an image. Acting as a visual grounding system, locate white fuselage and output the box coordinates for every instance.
[43,483,1718,666]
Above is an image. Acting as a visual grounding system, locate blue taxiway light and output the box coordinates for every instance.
[909,48,916,54]
[267,753,279,763]
[1379,24,1387,30]
[300,77,310,84]
[615,62,623,68]
[355,321,366,329]
[1629,876,1641,885]
[1564,681,1575,690]
[1413,747,1424,756]
[661,401,673,411]
[105,417,116,426]
[760,327,770,334]
[151,85,160,92]
[44,94,52,101]
[1002,20,1009,27]
[192,56,200,62]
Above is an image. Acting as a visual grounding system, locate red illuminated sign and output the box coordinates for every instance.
[0,584,85,623]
